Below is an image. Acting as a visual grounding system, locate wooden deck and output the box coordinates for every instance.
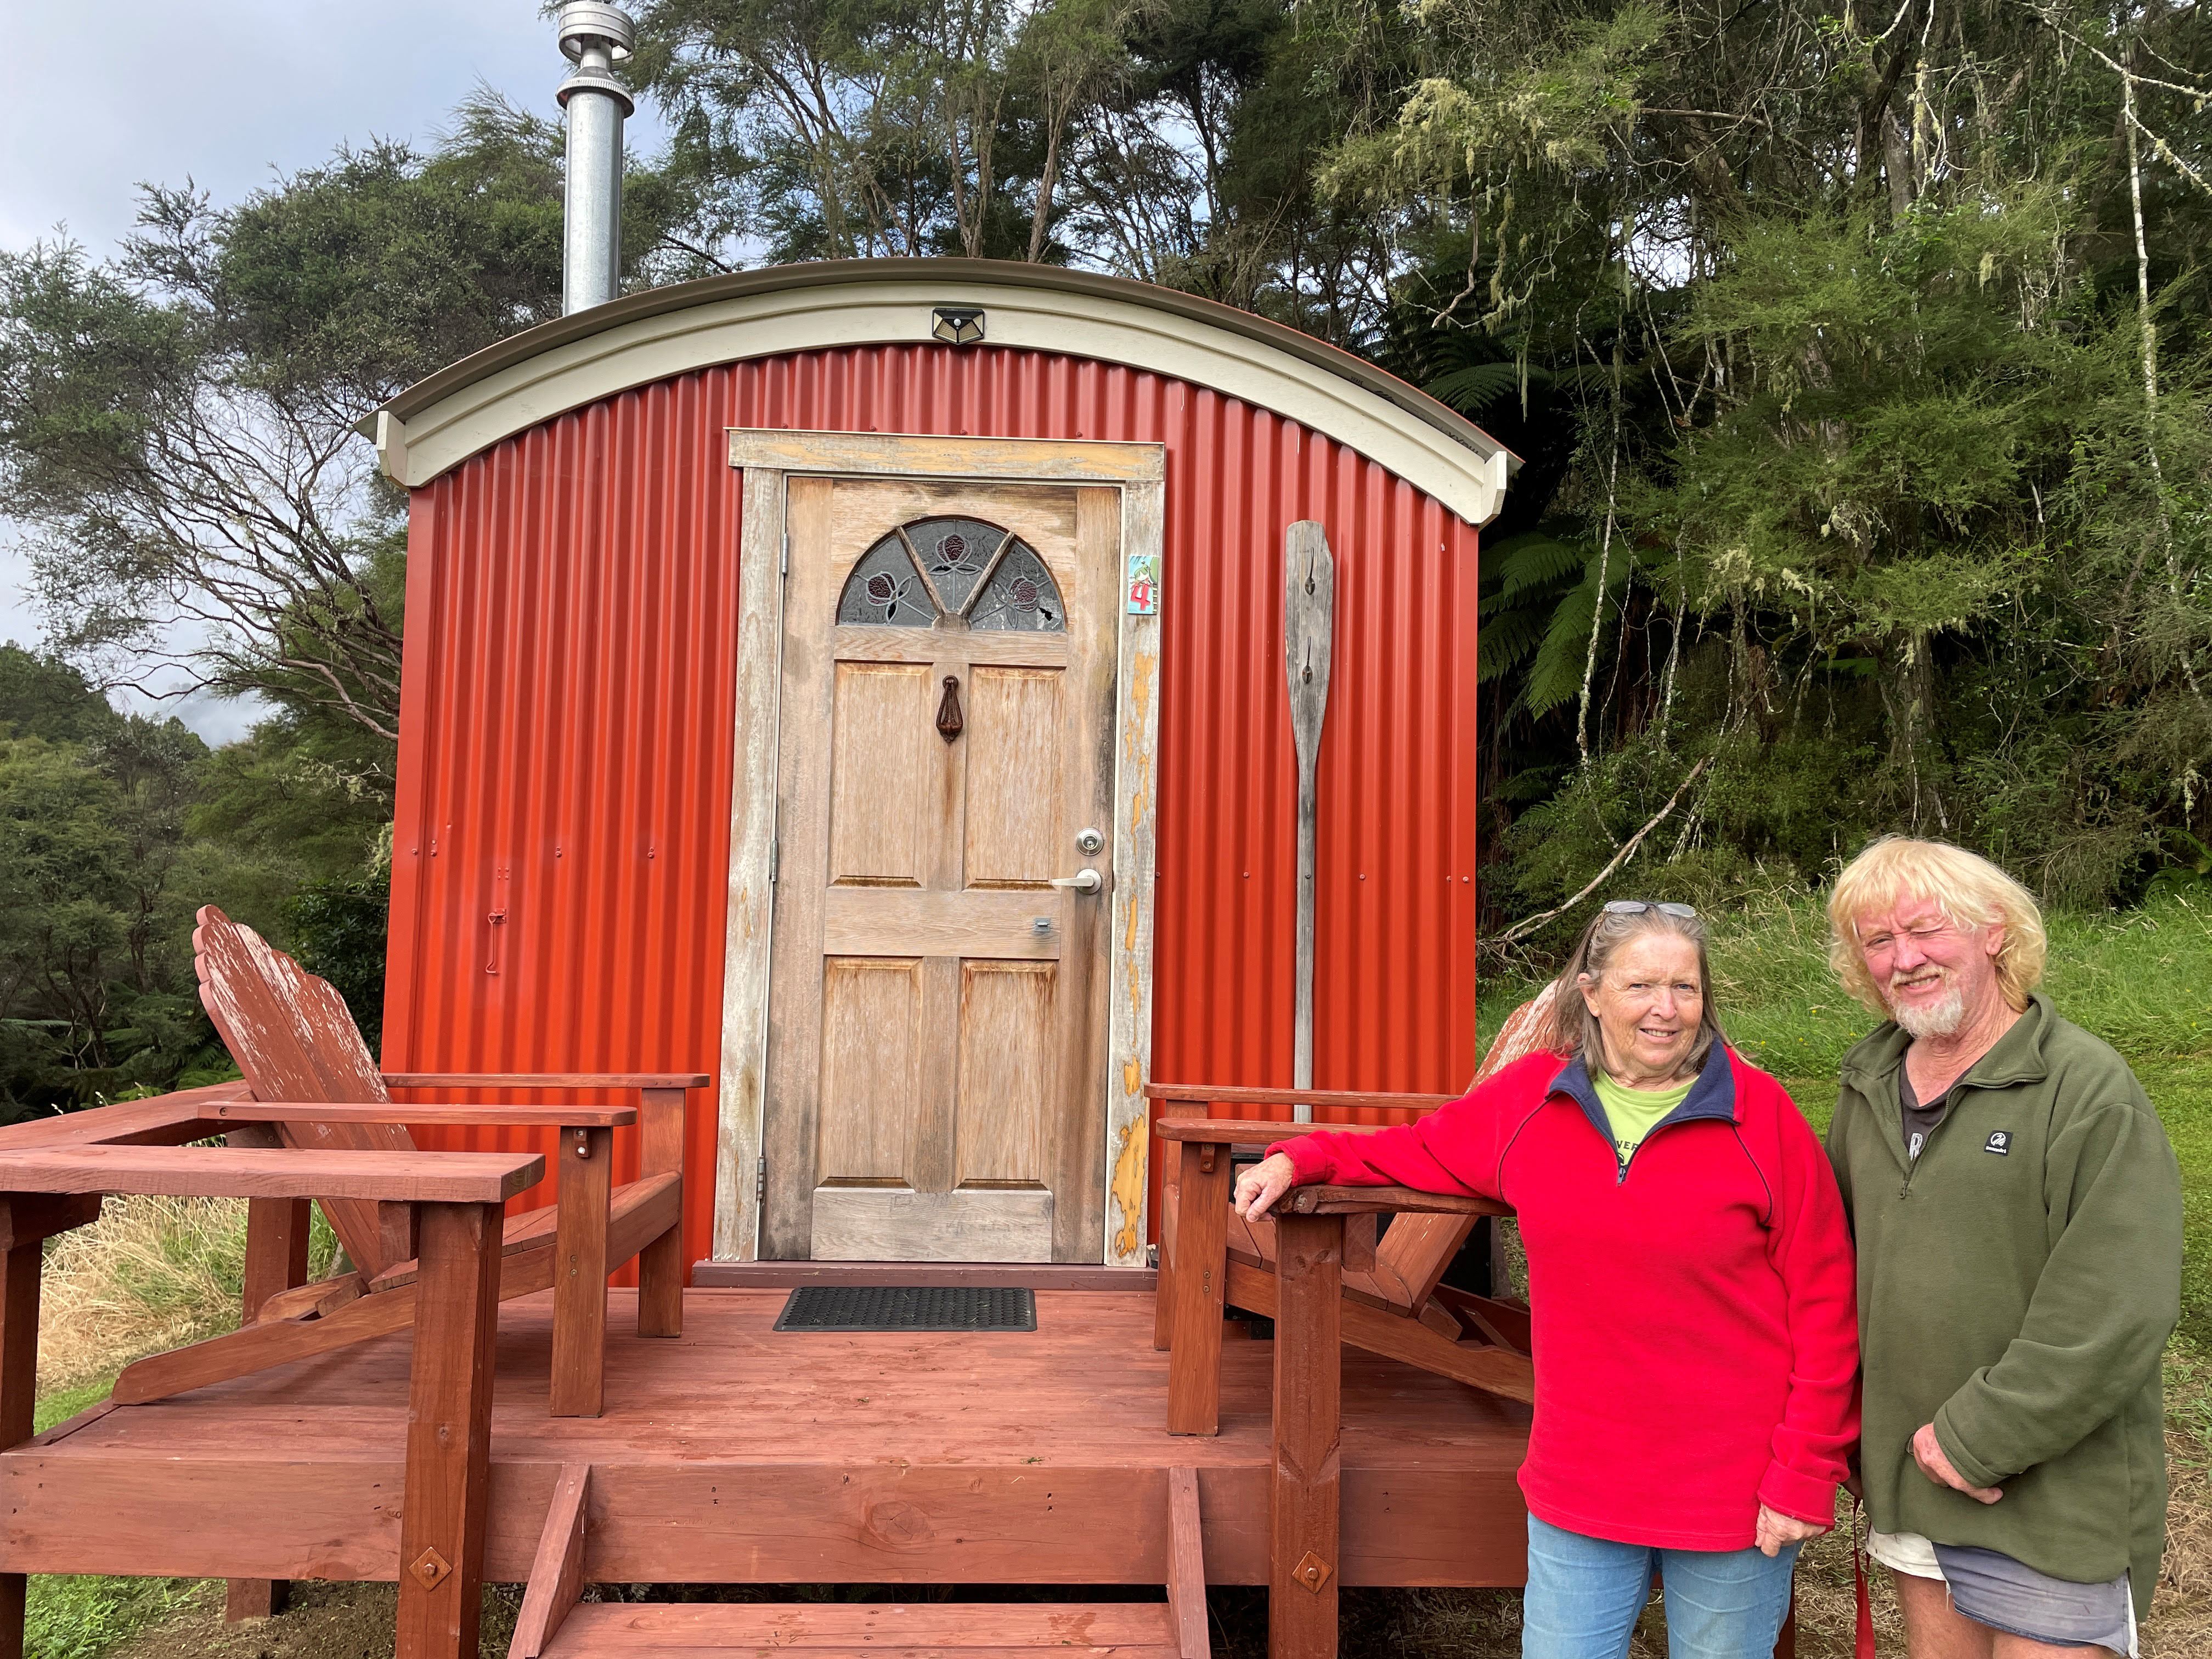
[10,1289,1530,1590]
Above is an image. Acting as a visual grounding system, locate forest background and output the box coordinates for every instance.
[0,0,2208,1114]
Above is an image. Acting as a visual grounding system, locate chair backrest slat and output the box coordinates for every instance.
[1373,981,1562,1308]
[195,905,411,1278]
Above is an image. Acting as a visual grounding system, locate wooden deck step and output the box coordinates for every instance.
[538,1600,1184,1656]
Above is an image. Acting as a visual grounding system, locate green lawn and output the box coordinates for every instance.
[27,1378,198,1659]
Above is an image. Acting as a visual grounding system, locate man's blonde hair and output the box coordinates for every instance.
[1827,836,2049,1014]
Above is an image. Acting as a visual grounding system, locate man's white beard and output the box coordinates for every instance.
[1889,977,1965,1040]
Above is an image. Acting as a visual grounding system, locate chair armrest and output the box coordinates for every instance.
[383,1073,710,1091]
[1282,1184,1508,1218]
[0,1080,253,1151]
[0,1145,545,1205]
[1146,1084,1452,1113]
[206,1101,637,1128]
[1155,1116,1407,1146]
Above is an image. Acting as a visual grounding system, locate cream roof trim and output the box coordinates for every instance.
[371,261,1514,526]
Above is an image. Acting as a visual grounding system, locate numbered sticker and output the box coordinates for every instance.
[1126,552,1160,616]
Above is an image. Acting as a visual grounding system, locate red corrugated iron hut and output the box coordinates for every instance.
[0,21,1562,1652]
[369,258,1511,1279]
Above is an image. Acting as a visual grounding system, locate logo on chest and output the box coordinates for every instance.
[1984,1130,2012,1155]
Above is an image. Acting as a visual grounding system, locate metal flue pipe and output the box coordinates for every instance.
[557,2,636,314]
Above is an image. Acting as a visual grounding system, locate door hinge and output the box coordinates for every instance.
[780,531,789,577]
[755,1156,766,1200]
[769,838,779,884]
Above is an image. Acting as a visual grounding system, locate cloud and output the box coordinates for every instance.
[5,0,664,743]
[5,0,664,258]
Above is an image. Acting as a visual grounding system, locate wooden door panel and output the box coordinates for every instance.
[956,962,1058,1188]
[815,958,923,1183]
[963,668,1065,889]
[828,663,936,888]
[810,1188,1053,1262]
[822,889,1063,960]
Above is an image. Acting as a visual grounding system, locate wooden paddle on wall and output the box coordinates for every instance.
[1284,521,1336,1122]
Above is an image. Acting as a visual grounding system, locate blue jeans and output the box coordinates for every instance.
[1522,1513,1799,1659]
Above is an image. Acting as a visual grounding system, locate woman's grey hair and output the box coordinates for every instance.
[1536,905,1726,1077]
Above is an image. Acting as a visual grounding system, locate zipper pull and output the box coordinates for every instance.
[1617,1158,1630,1186]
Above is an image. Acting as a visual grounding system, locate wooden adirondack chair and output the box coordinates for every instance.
[110,905,701,1418]
[1152,982,1560,1427]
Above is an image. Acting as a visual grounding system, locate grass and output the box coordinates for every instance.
[40,896,2212,1657]
[27,1198,339,1659]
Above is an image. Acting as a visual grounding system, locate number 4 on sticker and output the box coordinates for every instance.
[1126,552,1160,615]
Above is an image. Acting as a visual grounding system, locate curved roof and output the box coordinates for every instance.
[369,258,1519,525]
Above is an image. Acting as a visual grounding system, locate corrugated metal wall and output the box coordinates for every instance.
[385,343,1481,1273]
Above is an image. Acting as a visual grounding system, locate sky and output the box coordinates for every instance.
[3,0,666,743]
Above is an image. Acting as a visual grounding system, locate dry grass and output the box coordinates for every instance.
[37,1196,251,1397]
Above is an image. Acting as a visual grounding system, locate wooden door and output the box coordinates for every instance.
[761,476,1121,1262]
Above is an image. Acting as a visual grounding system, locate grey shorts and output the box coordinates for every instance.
[1869,1528,2136,1655]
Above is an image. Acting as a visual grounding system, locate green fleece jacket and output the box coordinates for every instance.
[1829,994,2181,1614]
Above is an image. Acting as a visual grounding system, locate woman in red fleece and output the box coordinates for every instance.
[1238,902,1858,1659]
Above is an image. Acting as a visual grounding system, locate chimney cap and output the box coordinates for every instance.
[559,2,636,63]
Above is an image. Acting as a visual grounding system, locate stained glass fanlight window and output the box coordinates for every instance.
[837,516,1066,631]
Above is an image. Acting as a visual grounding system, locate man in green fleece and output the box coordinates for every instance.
[1826,837,2181,1657]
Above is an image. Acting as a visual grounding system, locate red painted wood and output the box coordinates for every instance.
[385,345,1482,1270]
[396,1202,504,1659]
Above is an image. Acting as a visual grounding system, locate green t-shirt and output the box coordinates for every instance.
[1592,1069,1695,1163]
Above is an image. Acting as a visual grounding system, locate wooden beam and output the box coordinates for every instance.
[509,1463,591,1659]
[112,1177,680,1406]
[396,1203,503,1659]
[223,1578,288,1621]
[0,1146,544,1205]
[232,1194,313,1621]
[0,1082,246,1150]
[634,1089,685,1338]
[0,1193,101,1251]
[551,1128,612,1418]
[1153,1118,1417,1144]
[1166,1142,1231,1436]
[1225,1261,1534,1404]
[1153,1156,1180,1352]
[1269,1211,1342,1659]
[1146,1087,1451,1113]
[1167,1467,1210,1659]
[0,1237,37,1659]
[1285,1186,1505,1217]
[382,1074,710,1090]
[208,1102,637,1128]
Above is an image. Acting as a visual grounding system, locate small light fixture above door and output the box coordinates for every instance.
[931,306,985,346]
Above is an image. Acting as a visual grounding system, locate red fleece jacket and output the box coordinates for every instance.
[1272,1046,1859,1551]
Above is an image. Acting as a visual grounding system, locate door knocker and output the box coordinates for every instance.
[936,675,964,743]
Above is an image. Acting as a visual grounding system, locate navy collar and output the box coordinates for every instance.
[1549,1043,1739,1148]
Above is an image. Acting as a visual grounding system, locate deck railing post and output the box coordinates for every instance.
[1269,1209,1342,1659]
[230,1195,313,1620]
[1166,1140,1230,1435]
[552,1127,613,1417]
[397,1201,504,1659]
[635,1087,685,1338]
[0,1233,40,1659]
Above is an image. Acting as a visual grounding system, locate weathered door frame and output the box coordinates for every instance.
[711,430,1166,1267]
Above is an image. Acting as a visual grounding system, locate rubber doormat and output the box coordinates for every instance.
[773,1285,1038,1332]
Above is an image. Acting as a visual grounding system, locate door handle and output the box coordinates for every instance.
[1050,868,1104,895]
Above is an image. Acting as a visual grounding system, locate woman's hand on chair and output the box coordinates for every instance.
[1234,1153,1299,1222]
[1753,1504,1829,1558]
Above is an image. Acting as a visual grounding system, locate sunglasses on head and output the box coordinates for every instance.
[1602,900,1698,919]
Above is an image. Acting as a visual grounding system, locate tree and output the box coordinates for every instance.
[0,97,716,748]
